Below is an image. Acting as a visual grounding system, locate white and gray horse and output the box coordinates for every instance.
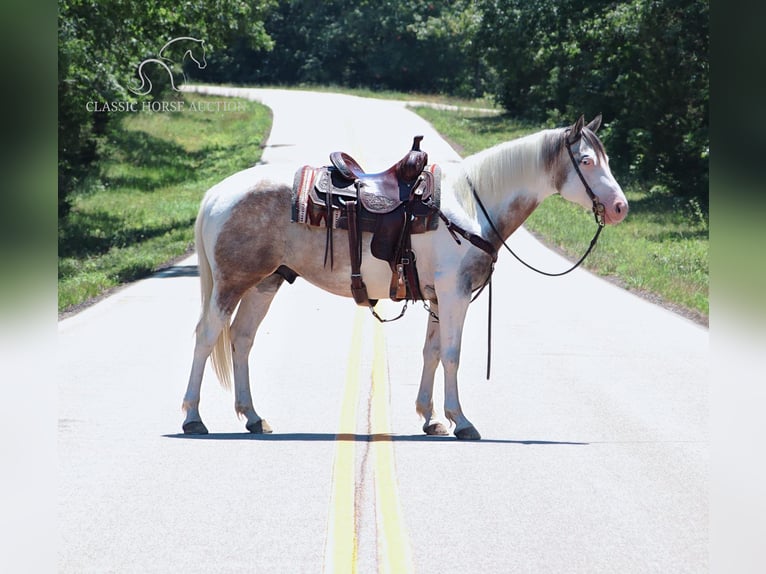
[181,115,628,439]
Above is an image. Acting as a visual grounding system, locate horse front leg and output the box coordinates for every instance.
[416,304,449,435]
[438,293,481,440]
[229,275,284,433]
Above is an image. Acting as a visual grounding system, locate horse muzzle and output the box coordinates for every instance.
[603,198,629,225]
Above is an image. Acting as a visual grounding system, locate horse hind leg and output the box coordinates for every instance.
[229,274,285,433]
[182,296,229,435]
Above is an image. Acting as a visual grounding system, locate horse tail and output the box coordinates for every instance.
[194,204,233,390]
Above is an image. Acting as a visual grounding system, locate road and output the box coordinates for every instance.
[59,88,708,573]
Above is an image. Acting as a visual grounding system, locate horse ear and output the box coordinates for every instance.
[586,114,602,133]
[569,115,585,142]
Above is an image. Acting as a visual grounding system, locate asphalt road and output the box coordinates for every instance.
[58,88,708,573]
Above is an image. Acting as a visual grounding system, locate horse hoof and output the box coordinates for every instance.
[182,421,209,435]
[454,425,481,440]
[246,419,273,434]
[424,422,449,436]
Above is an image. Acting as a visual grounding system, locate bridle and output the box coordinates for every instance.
[469,128,606,278]
[465,128,609,379]
[564,130,607,228]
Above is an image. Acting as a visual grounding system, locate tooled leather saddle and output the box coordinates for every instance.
[292,136,441,306]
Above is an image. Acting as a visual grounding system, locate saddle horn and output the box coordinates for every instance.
[399,136,428,183]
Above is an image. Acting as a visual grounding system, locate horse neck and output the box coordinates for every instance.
[462,130,560,241]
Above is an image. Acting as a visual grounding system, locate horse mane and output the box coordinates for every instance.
[457,128,564,219]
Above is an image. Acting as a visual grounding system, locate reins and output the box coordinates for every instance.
[461,130,608,379]
[467,132,606,278]
[360,130,609,380]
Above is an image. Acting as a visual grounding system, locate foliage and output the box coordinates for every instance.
[58,0,276,217]
[204,0,490,97]
[59,0,708,226]
[477,0,708,207]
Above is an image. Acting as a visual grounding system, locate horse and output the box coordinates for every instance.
[129,37,207,96]
[180,114,628,440]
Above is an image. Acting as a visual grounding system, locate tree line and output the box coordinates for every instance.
[59,0,708,216]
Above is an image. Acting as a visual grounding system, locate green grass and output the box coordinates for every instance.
[58,94,272,313]
[414,106,709,321]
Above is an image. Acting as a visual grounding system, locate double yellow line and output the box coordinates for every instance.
[323,308,414,573]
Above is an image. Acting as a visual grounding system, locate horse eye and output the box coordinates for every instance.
[580,155,592,166]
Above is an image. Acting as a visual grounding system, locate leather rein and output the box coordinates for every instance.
[468,130,606,278]
[359,132,608,378]
[460,130,607,378]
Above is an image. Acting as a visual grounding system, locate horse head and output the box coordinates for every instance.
[559,115,628,225]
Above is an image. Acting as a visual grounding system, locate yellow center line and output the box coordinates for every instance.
[323,304,414,573]
[371,317,415,574]
[323,307,366,574]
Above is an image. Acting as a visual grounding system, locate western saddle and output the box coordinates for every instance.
[292,136,441,309]
[329,135,430,213]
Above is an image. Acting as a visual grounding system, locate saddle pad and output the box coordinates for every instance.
[292,164,441,231]
[291,165,339,228]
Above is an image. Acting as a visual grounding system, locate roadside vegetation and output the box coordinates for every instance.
[58,94,271,312]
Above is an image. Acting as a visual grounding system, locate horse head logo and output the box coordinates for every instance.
[129,37,207,96]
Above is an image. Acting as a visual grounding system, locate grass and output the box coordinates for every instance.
[58,93,272,313]
[413,106,709,322]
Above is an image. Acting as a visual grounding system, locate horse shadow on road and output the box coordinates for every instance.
[163,432,588,445]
